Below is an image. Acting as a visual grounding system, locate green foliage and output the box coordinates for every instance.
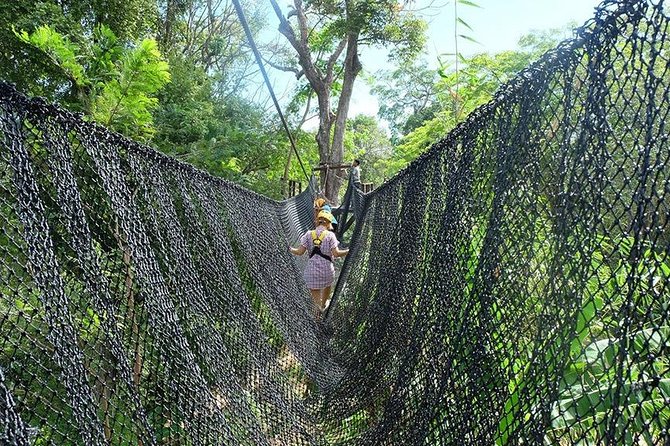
[15,24,170,141]
[3,0,307,199]
[379,29,566,178]
[547,236,670,444]
[0,1,80,100]
[518,26,575,55]
[494,233,670,445]
[371,61,440,142]
[153,56,216,148]
[89,0,158,40]
[154,79,317,199]
[379,114,450,175]
[14,25,88,88]
[0,0,158,100]
[91,38,170,140]
[436,49,535,118]
[321,0,428,61]
[344,114,392,186]
[378,14,428,63]
[273,0,429,201]
[156,0,261,98]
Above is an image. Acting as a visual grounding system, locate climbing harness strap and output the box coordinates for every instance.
[309,230,332,262]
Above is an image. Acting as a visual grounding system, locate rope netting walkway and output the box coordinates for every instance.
[1,0,669,444]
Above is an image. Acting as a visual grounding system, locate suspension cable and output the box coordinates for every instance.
[230,0,314,193]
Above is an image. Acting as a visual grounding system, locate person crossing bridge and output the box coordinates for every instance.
[289,210,349,318]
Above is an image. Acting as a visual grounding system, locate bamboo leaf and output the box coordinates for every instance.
[458,34,480,44]
[458,0,482,8]
[457,17,474,31]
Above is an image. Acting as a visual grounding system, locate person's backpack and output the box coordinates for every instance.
[309,230,332,262]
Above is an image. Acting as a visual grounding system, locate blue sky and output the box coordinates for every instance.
[263,0,605,121]
[421,0,604,57]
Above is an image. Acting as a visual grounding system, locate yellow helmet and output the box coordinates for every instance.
[316,210,334,223]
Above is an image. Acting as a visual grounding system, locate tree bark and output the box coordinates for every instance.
[326,33,361,202]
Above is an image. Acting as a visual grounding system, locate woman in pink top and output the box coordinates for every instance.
[289,210,349,316]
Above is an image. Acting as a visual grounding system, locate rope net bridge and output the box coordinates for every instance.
[0,0,669,444]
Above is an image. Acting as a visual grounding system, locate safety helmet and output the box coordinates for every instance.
[321,204,338,224]
[317,210,334,223]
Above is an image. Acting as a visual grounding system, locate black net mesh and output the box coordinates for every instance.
[1,0,669,444]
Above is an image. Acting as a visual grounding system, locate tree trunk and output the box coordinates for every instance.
[313,85,334,194]
[325,33,361,203]
[161,0,176,48]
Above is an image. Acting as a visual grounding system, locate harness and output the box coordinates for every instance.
[309,230,332,262]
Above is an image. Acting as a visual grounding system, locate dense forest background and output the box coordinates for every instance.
[0,0,565,200]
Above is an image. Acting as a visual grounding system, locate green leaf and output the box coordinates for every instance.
[457,17,474,32]
[458,0,482,7]
[458,34,480,44]
[13,25,88,87]
[91,37,170,140]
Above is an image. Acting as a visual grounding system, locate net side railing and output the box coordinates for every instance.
[325,0,670,444]
[0,84,332,445]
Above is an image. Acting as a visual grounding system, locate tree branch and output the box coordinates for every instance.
[262,55,303,78]
[298,88,314,128]
[269,0,323,89]
[325,38,346,82]
[293,0,309,44]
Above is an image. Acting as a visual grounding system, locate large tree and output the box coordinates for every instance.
[268,0,426,202]
[371,60,440,142]
[157,0,264,97]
